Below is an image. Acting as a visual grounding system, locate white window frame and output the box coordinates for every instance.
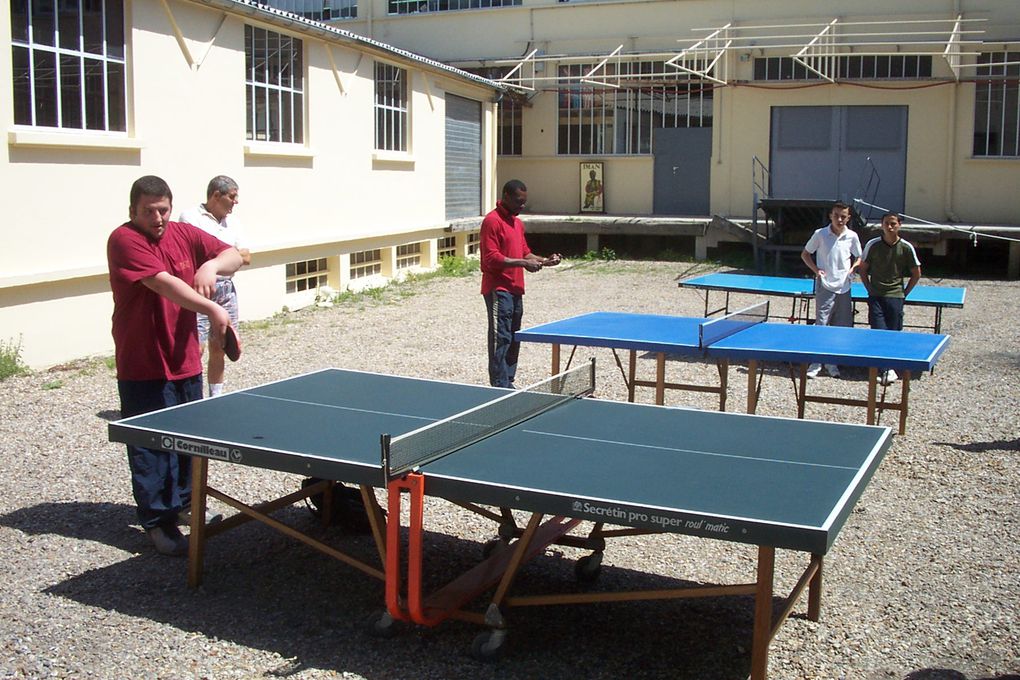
[350,249,383,279]
[973,51,1020,158]
[375,62,408,152]
[285,257,329,293]
[395,242,422,269]
[437,236,457,259]
[10,0,126,132]
[245,25,304,144]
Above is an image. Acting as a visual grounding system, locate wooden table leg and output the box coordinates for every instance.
[627,350,637,403]
[807,554,823,621]
[867,367,878,425]
[187,456,208,588]
[747,359,759,413]
[551,344,560,375]
[718,359,728,411]
[899,370,911,435]
[797,364,808,419]
[751,545,776,680]
[655,352,665,405]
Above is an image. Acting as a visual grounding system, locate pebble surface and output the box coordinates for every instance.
[0,260,1016,680]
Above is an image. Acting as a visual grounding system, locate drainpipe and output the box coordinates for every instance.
[943,0,961,222]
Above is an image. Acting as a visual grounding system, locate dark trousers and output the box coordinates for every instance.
[867,296,905,331]
[484,290,523,388]
[118,375,203,529]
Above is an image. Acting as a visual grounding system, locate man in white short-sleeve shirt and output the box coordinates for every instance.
[800,201,862,379]
[179,175,251,397]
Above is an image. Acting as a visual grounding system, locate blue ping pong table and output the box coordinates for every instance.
[516,307,949,434]
[108,365,892,680]
[679,272,966,334]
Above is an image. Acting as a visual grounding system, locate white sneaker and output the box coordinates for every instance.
[147,525,189,556]
[825,364,840,378]
[882,369,898,386]
[806,363,822,378]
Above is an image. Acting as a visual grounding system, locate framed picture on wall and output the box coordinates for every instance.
[579,161,605,213]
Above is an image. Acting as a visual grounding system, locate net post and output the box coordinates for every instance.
[380,433,392,486]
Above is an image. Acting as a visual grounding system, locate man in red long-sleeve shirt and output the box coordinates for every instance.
[480,179,561,388]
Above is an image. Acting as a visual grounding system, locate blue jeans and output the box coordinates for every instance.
[118,375,203,529]
[484,291,523,388]
[867,296,905,331]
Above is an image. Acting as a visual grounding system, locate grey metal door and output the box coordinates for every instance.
[445,94,482,219]
[653,127,712,215]
[770,106,907,217]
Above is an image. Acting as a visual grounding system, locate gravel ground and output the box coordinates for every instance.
[0,259,1017,680]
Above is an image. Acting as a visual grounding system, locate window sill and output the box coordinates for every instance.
[372,149,415,166]
[967,155,1020,161]
[244,142,315,158]
[8,128,143,150]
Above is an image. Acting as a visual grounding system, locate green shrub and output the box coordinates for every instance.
[0,337,30,381]
[581,247,618,262]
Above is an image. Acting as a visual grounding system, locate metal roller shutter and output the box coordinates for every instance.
[445,94,482,219]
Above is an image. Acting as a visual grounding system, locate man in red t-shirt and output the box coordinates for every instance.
[480,179,561,388]
[108,175,242,555]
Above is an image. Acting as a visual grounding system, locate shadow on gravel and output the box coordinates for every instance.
[0,501,143,553]
[32,512,791,680]
[936,439,1020,453]
[905,670,1020,680]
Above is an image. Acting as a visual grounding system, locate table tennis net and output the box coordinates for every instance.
[699,300,770,347]
[383,360,595,481]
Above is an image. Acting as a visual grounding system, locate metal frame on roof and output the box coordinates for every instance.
[493,14,1017,91]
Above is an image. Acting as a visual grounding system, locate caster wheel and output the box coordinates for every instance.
[365,610,398,638]
[575,553,603,584]
[471,629,507,661]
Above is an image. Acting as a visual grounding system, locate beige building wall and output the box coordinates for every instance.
[1,0,500,368]
[340,0,1020,222]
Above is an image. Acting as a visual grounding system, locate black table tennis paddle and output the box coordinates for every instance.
[224,324,241,362]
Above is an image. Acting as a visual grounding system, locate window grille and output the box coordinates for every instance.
[557,60,713,155]
[245,25,304,143]
[350,249,382,279]
[286,257,328,293]
[375,62,408,151]
[10,0,126,131]
[973,51,1020,157]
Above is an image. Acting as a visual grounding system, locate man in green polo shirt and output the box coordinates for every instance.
[858,211,922,385]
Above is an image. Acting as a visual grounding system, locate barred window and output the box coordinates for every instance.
[753,55,933,81]
[375,62,408,151]
[438,236,457,259]
[261,0,357,20]
[467,232,480,255]
[10,0,126,131]
[388,0,519,15]
[973,51,1020,157]
[558,61,713,155]
[245,25,303,143]
[286,258,328,293]
[396,242,422,269]
[350,249,382,279]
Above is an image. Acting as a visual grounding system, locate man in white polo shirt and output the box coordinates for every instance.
[179,175,251,397]
[800,201,862,378]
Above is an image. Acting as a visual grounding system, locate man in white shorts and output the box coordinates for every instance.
[179,176,251,397]
[800,201,862,378]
